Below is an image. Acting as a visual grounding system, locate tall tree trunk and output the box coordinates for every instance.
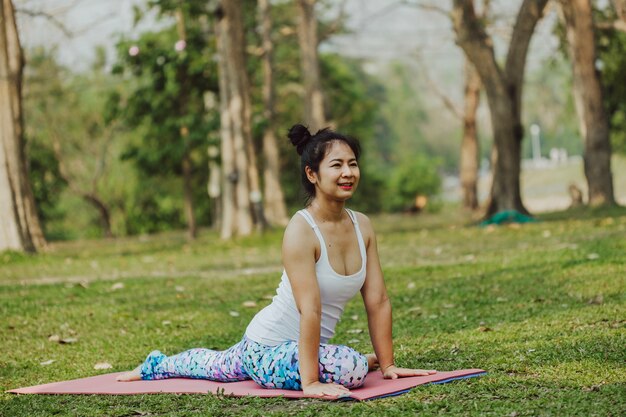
[296,0,326,130]
[258,0,289,227]
[216,6,238,239]
[451,0,548,217]
[215,1,255,237]
[460,59,481,210]
[223,0,267,233]
[560,0,615,206]
[0,0,45,252]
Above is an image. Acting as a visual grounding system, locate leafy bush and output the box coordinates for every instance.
[384,155,442,212]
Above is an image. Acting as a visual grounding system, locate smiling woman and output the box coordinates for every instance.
[117,124,436,399]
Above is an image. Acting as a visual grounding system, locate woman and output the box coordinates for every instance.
[117,124,436,399]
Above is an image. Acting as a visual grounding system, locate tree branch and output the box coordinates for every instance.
[401,0,450,17]
[413,51,463,119]
[595,19,626,33]
[15,8,73,37]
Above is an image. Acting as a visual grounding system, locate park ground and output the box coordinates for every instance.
[1,202,625,417]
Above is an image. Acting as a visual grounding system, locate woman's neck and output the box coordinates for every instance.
[308,199,345,223]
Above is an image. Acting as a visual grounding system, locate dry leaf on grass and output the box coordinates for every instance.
[40,359,55,366]
[94,362,112,370]
[242,301,257,308]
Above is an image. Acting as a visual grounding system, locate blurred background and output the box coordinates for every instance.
[2,0,625,249]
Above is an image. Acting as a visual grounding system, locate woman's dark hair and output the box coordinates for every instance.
[287,124,361,205]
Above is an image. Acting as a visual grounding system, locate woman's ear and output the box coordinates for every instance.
[305,166,317,184]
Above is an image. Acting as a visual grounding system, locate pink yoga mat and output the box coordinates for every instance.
[7,369,485,401]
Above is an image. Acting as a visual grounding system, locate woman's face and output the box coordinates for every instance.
[307,141,360,202]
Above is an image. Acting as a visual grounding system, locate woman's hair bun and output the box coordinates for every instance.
[287,124,312,155]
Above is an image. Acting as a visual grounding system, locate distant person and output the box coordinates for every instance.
[117,124,436,399]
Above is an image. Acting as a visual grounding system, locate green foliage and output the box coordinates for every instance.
[110,2,219,232]
[595,8,626,154]
[385,155,442,212]
[23,47,138,239]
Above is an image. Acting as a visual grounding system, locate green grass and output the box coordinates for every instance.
[1,207,625,416]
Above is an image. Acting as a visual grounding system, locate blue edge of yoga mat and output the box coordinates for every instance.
[344,371,487,401]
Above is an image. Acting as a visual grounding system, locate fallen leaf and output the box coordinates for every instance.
[586,253,600,260]
[263,294,274,300]
[542,230,551,238]
[242,301,257,308]
[350,315,358,321]
[443,303,455,309]
[48,334,60,342]
[348,339,360,344]
[478,326,492,332]
[94,362,112,370]
[229,311,240,317]
[111,282,124,291]
[347,328,363,334]
[60,337,78,344]
[175,286,185,292]
[162,320,171,326]
[40,359,55,366]
[407,282,416,289]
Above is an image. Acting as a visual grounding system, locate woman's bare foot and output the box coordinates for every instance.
[116,365,142,382]
[365,353,379,371]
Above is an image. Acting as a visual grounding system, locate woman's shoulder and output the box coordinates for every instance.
[349,209,373,228]
[349,210,375,242]
[283,211,317,241]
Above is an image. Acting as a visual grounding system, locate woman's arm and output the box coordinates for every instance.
[358,213,437,378]
[283,217,351,398]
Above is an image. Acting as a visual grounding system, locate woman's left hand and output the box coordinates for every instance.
[382,365,437,379]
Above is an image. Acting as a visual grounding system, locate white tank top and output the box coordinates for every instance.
[245,208,367,346]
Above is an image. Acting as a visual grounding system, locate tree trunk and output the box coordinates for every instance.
[226,0,267,231]
[216,1,256,237]
[181,152,197,239]
[296,0,326,130]
[451,0,548,217]
[82,193,113,238]
[0,0,45,252]
[560,0,615,206]
[258,0,289,227]
[460,59,481,210]
[216,7,237,239]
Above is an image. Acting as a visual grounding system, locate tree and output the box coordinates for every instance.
[594,2,626,155]
[451,0,549,216]
[296,0,326,130]
[0,0,45,252]
[559,0,615,206]
[459,60,482,211]
[258,0,289,226]
[112,2,217,239]
[215,0,268,238]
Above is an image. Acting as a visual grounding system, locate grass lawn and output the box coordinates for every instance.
[1,206,625,416]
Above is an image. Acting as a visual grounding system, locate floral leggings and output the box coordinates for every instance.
[140,336,369,390]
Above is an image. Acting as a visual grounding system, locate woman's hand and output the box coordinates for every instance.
[302,381,351,399]
[382,365,437,379]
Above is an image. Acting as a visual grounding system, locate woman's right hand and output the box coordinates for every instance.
[302,381,351,400]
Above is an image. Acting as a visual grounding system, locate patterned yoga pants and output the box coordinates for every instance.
[139,336,369,390]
